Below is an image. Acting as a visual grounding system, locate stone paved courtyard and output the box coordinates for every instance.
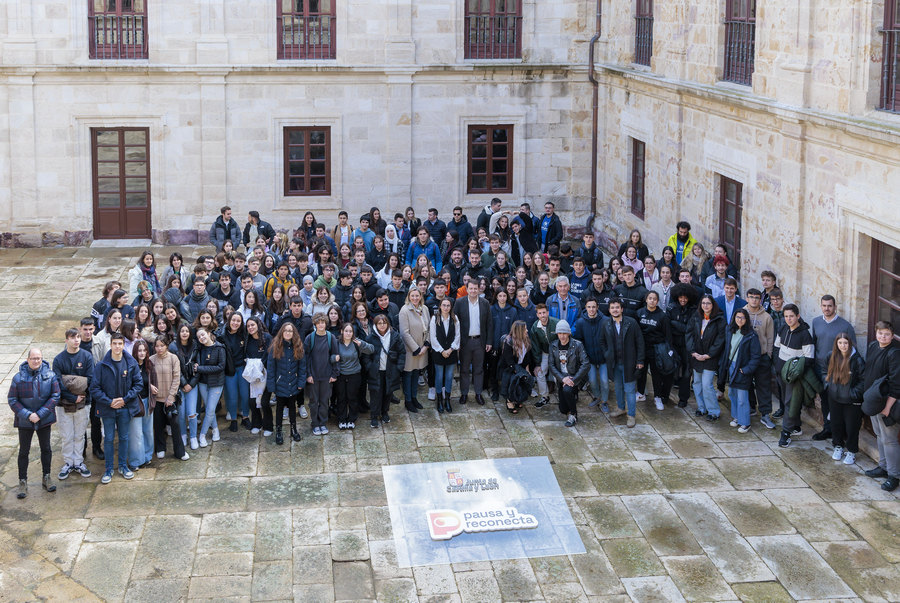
[0,246,898,602]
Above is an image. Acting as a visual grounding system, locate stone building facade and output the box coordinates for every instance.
[1,0,898,337]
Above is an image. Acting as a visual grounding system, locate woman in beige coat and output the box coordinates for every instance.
[150,337,189,460]
[398,288,431,413]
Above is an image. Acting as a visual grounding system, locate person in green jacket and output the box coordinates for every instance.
[529,304,559,408]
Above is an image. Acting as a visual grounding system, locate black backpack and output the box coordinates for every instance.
[508,366,535,404]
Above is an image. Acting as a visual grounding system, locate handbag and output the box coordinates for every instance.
[653,342,676,375]
[134,398,146,418]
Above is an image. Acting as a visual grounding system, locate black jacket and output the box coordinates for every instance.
[369,300,400,331]
[824,351,866,405]
[243,219,277,247]
[454,297,493,346]
[667,301,697,355]
[196,342,226,387]
[365,328,405,398]
[549,339,590,385]
[613,282,648,318]
[538,214,563,251]
[601,316,645,382]
[448,217,475,245]
[718,329,761,390]
[277,312,314,341]
[510,232,537,267]
[686,313,726,372]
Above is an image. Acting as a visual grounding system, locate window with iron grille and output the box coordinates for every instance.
[468,125,513,194]
[723,0,756,85]
[284,127,331,196]
[278,0,336,60]
[634,0,653,66]
[89,0,148,59]
[630,138,646,220]
[880,0,900,111]
[465,0,523,59]
[719,175,743,268]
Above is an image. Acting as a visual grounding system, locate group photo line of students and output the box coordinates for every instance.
[9,201,900,498]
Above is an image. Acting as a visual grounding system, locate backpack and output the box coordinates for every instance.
[508,366,535,404]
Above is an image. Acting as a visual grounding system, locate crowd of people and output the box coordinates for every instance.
[9,202,900,499]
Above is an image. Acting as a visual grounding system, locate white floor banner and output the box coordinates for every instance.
[382,456,585,567]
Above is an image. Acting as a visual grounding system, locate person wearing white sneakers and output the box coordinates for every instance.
[717,309,761,434]
[150,337,189,461]
[194,328,226,448]
[602,298,645,428]
[52,329,95,481]
[824,332,865,466]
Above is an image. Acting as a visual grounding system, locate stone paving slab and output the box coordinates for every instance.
[0,246,898,601]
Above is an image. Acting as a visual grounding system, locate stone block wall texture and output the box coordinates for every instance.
[1,0,900,331]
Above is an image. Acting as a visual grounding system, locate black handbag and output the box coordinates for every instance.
[653,343,677,375]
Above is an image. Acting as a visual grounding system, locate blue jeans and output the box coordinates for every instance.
[730,387,750,427]
[224,366,250,420]
[402,369,420,402]
[434,364,455,396]
[587,363,609,402]
[127,398,153,467]
[102,408,131,473]
[179,386,199,440]
[693,369,719,416]
[613,364,637,417]
[198,383,224,437]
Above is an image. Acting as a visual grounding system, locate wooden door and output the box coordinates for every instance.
[92,128,151,239]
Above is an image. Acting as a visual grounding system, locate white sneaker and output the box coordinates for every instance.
[225,412,233,421]
[418,375,426,386]
[831,446,844,461]
[182,434,188,446]
[428,387,436,401]
[299,406,309,419]
[737,425,750,433]
[190,437,199,450]
[843,452,856,465]
[198,435,208,448]
[729,420,739,427]
[156,451,165,459]
[180,453,190,461]
[531,389,538,398]
[283,408,289,419]
[654,397,664,411]
[251,427,260,435]
[636,393,646,402]
[211,428,220,442]
[263,430,273,437]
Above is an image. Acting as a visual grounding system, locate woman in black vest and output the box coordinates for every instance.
[429,298,460,413]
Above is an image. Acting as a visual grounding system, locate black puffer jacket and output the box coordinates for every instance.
[825,350,866,405]
[686,313,726,372]
[196,342,226,387]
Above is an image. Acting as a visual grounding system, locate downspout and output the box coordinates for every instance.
[586,0,601,232]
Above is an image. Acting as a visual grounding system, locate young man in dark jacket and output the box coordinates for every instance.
[90,334,143,484]
[242,211,276,248]
[603,299,645,427]
[863,321,900,491]
[613,266,648,319]
[539,202,563,252]
[448,206,475,245]
[9,348,61,498]
[667,283,698,408]
[549,321,590,427]
[574,299,609,411]
[209,206,242,252]
[578,231,604,272]
[52,329,95,480]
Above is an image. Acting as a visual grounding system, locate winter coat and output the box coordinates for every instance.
[90,351,143,418]
[405,239,442,272]
[529,317,560,363]
[491,303,518,350]
[8,360,60,429]
[170,340,200,390]
[574,312,608,365]
[824,351,866,406]
[601,316,645,382]
[546,293,580,326]
[774,320,814,373]
[549,339,590,386]
[538,214,563,251]
[209,215,241,252]
[781,357,823,409]
[52,348,94,410]
[266,343,308,397]
[687,313,726,372]
[365,328,405,397]
[180,291,211,324]
[196,342,226,388]
[514,300,538,328]
[717,330,761,390]
[448,217,475,245]
[243,218,276,247]
[667,302,697,356]
[613,283,648,319]
[398,304,431,371]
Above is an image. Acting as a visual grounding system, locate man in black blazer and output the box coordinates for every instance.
[454,286,493,405]
[510,217,538,267]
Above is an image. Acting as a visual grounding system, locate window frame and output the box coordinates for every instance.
[467,124,514,195]
[88,0,148,60]
[718,175,743,268]
[634,0,653,66]
[277,0,337,60]
[880,0,900,111]
[464,0,524,60]
[283,126,332,197]
[868,240,900,342]
[722,0,756,85]
[630,138,646,220]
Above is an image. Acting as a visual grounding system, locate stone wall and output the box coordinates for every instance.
[0,0,593,245]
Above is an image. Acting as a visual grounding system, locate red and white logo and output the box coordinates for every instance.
[426,507,538,541]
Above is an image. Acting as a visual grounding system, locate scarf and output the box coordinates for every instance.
[141,263,161,294]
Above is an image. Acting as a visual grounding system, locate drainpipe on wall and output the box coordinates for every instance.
[586,0,601,233]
